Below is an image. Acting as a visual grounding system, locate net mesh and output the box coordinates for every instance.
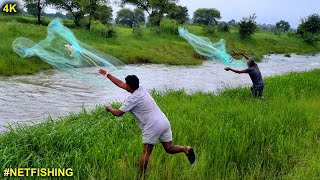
[12,18,126,84]
[178,27,246,66]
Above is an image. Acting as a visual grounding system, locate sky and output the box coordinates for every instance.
[28,0,320,29]
[177,0,320,28]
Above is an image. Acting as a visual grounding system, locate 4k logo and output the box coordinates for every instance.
[2,4,17,13]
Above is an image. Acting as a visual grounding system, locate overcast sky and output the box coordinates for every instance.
[178,0,320,28]
[39,0,320,29]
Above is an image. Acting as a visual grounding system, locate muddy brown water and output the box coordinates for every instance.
[1,54,319,132]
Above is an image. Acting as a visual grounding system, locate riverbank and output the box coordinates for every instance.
[1,69,319,179]
[0,15,320,76]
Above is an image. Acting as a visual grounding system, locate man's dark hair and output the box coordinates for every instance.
[247,59,256,67]
[125,75,139,91]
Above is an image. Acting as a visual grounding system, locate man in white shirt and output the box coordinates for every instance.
[99,69,195,175]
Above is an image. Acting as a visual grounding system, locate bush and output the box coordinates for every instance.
[159,17,178,35]
[238,14,258,39]
[105,25,118,38]
[297,13,320,44]
[284,53,291,57]
[217,22,230,32]
[272,27,282,36]
[203,25,216,35]
[132,27,143,37]
[90,21,117,38]
[90,21,106,35]
[301,32,319,44]
[287,32,296,38]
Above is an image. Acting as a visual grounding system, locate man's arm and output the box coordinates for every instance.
[106,106,125,117]
[238,52,252,60]
[224,67,245,74]
[99,69,128,90]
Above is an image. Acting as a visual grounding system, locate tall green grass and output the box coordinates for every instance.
[1,69,320,179]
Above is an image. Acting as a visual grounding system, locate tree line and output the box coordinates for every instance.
[22,0,320,43]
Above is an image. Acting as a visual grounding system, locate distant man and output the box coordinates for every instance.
[224,52,264,98]
[99,69,195,175]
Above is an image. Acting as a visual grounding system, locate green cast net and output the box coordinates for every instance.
[12,18,126,84]
[178,27,246,66]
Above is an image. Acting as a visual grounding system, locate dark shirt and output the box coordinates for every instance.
[243,64,263,85]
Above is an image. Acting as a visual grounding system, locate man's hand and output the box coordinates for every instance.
[224,67,231,71]
[105,106,125,117]
[99,69,108,75]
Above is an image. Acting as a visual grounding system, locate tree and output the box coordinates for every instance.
[297,13,320,44]
[23,0,46,24]
[298,13,320,35]
[228,19,236,25]
[238,14,258,39]
[167,5,188,24]
[193,8,221,26]
[93,5,113,24]
[26,3,38,17]
[133,8,146,26]
[116,8,134,27]
[83,0,109,29]
[47,0,84,27]
[115,8,145,27]
[120,0,177,26]
[276,20,290,32]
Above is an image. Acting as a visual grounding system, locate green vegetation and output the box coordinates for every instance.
[0,15,320,76]
[238,14,258,39]
[193,8,221,26]
[1,69,320,179]
[297,13,320,44]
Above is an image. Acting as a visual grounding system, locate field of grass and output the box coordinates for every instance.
[1,69,320,179]
[0,15,319,76]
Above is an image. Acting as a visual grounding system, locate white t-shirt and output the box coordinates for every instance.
[119,87,170,134]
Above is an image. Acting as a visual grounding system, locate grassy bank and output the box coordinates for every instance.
[1,69,320,179]
[0,15,320,76]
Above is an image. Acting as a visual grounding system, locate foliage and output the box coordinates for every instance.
[228,19,236,25]
[132,26,143,37]
[121,0,177,26]
[1,16,320,76]
[193,8,221,26]
[25,2,42,17]
[115,8,145,28]
[105,25,118,38]
[22,0,46,24]
[82,0,111,29]
[167,5,189,24]
[133,8,146,26]
[47,0,85,27]
[92,5,113,24]
[116,8,134,27]
[297,13,320,44]
[90,20,106,35]
[218,22,230,32]
[276,20,290,32]
[202,25,216,35]
[159,17,178,35]
[238,14,258,39]
[298,13,320,34]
